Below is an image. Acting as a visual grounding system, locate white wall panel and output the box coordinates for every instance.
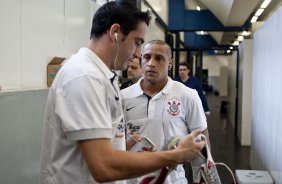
[0,0,20,90]
[0,0,93,90]
[142,12,165,44]
[147,0,168,23]
[20,0,64,89]
[227,52,237,128]
[251,6,282,183]
[65,0,92,56]
[237,39,252,146]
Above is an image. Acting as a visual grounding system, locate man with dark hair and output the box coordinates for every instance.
[174,62,210,116]
[120,57,143,89]
[40,2,205,184]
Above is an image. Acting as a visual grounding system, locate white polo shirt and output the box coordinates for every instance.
[40,48,126,184]
[121,77,207,184]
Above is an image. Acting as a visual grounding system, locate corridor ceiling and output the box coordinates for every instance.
[185,0,260,45]
[167,0,282,49]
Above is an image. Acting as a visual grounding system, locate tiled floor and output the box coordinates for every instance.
[186,94,251,184]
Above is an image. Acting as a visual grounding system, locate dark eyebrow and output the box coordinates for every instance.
[155,54,165,59]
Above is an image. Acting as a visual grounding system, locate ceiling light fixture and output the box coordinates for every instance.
[261,0,272,8]
[233,41,239,46]
[251,16,258,23]
[241,31,251,36]
[196,31,208,35]
[255,8,264,16]
[238,36,244,41]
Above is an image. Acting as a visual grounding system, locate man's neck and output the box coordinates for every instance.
[131,78,140,84]
[88,38,115,70]
[180,75,189,82]
[141,78,168,97]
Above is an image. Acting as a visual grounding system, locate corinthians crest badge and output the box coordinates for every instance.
[167,98,181,116]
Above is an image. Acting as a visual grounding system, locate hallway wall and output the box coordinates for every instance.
[0,2,167,184]
[203,55,229,92]
[0,89,48,184]
[0,0,94,91]
[237,39,253,146]
[227,51,237,129]
[141,1,166,43]
[251,6,282,183]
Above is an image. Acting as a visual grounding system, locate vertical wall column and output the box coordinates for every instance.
[195,50,203,83]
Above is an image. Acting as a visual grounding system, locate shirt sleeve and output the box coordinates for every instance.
[55,75,112,140]
[185,89,207,132]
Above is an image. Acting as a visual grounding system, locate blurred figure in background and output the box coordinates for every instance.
[120,57,142,89]
[174,62,210,116]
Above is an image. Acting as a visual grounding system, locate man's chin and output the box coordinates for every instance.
[144,77,156,83]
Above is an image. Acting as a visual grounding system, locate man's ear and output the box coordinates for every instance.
[168,64,172,70]
[168,59,174,70]
[110,23,120,43]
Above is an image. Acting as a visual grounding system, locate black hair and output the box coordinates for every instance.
[179,62,190,69]
[90,1,151,39]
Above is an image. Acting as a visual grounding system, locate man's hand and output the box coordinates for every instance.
[174,129,205,163]
[126,134,143,150]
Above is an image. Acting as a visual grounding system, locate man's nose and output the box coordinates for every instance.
[133,47,141,59]
[148,58,156,67]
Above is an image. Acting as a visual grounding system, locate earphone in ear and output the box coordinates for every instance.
[114,32,118,43]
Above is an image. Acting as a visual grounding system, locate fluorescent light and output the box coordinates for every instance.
[229,46,233,49]
[196,6,201,11]
[255,8,264,16]
[227,50,231,53]
[196,31,208,35]
[251,16,258,23]
[238,36,244,41]
[233,41,239,46]
[261,0,272,8]
[241,31,251,36]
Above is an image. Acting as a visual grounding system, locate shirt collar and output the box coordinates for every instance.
[136,77,174,96]
[159,77,174,95]
[79,47,116,80]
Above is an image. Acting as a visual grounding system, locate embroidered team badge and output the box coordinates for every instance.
[115,118,125,138]
[167,98,181,116]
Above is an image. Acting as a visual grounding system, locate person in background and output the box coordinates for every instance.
[174,62,210,116]
[120,57,143,89]
[40,2,205,184]
[121,40,210,183]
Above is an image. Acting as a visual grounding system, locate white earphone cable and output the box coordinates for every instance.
[114,37,119,71]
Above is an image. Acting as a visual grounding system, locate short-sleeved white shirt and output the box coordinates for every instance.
[40,48,126,184]
[121,77,207,184]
